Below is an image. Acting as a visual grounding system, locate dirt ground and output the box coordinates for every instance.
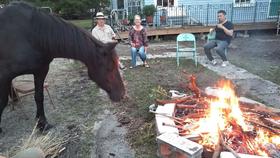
[0,31,279,158]
[0,60,117,157]
[228,31,280,85]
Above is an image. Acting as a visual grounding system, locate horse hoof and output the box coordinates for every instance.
[43,123,54,131]
[36,122,54,132]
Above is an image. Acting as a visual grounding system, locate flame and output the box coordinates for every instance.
[184,80,279,156]
[254,130,280,156]
[271,136,280,147]
[195,80,250,149]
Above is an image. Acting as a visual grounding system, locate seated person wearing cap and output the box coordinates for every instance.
[91,12,116,43]
[92,12,126,70]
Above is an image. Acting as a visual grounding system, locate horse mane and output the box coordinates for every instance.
[9,2,109,62]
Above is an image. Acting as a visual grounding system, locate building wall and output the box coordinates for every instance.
[144,0,155,6]
[177,0,232,5]
[111,0,117,9]
[187,0,274,25]
[149,0,278,26]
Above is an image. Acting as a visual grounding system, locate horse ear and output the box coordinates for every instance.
[105,42,118,53]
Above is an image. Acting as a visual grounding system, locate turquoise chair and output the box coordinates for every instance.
[207,31,228,55]
[176,33,197,67]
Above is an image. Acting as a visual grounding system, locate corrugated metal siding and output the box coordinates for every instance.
[142,0,270,7]
[177,0,232,5]
[187,2,274,25]
[177,0,270,5]
[143,0,276,26]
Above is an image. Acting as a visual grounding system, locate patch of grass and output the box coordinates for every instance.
[229,53,280,85]
[10,125,70,158]
[69,19,92,30]
[258,66,280,85]
[132,123,158,158]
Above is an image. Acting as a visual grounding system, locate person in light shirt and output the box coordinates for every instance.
[92,12,126,70]
[91,12,116,43]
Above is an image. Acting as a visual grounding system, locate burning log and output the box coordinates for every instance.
[154,77,280,158]
[212,131,222,158]
[245,118,280,134]
[262,143,280,158]
[187,75,201,98]
[263,117,280,129]
[176,104,198,109]
[156,96,193,105]
[150,111,193,126]
[150,111,184,122]
[183,134,203,141]
[240,102,280,118]
[219,130,241,158]
[176,102,209,109]
[221,139,241,158]
[162,122,184,130]
[183,112,207,119]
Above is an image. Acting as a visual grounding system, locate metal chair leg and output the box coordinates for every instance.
[194,52,198,67]
[176,51,180,67]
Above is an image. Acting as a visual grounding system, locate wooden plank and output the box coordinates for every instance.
[116,22,276,39]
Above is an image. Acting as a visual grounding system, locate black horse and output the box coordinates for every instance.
[0,2,125,132]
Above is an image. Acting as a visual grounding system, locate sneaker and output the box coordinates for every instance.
[222,61,229,67]
[120,65,126,70]
[119,62,126,70]
[143,63,150,68]
[211,60,217,65]
[120,67,127,70]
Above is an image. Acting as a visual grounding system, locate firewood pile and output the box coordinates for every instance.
[153,75,280,158]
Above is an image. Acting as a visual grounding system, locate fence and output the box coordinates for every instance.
[153,2,280,27]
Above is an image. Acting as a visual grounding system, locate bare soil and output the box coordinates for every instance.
[0,60,111,157]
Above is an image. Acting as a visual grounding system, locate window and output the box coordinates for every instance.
[157,0,174,7]
[127,0,141,15]
[128,0,141,7]
[117,0,124,9]
[235,0,251,3]
[234,0,255,7]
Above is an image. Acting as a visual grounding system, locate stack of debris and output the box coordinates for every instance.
[151,75,280,158]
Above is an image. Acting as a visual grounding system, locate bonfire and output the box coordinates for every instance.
[153,75,280,158]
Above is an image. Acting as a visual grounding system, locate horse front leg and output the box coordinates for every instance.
[0,80,11,133]
[34,66,52,131]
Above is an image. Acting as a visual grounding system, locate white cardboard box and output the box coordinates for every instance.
[157,133,203,158]
[155,103,179,135]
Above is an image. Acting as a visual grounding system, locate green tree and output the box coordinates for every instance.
[1,0,110,19]
[0,0,10,4]
[47,0,110,19]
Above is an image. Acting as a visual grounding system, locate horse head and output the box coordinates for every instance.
[86,42,125,101]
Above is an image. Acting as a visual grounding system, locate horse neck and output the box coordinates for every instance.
[44,25,98,64]
[30,11,100,63]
